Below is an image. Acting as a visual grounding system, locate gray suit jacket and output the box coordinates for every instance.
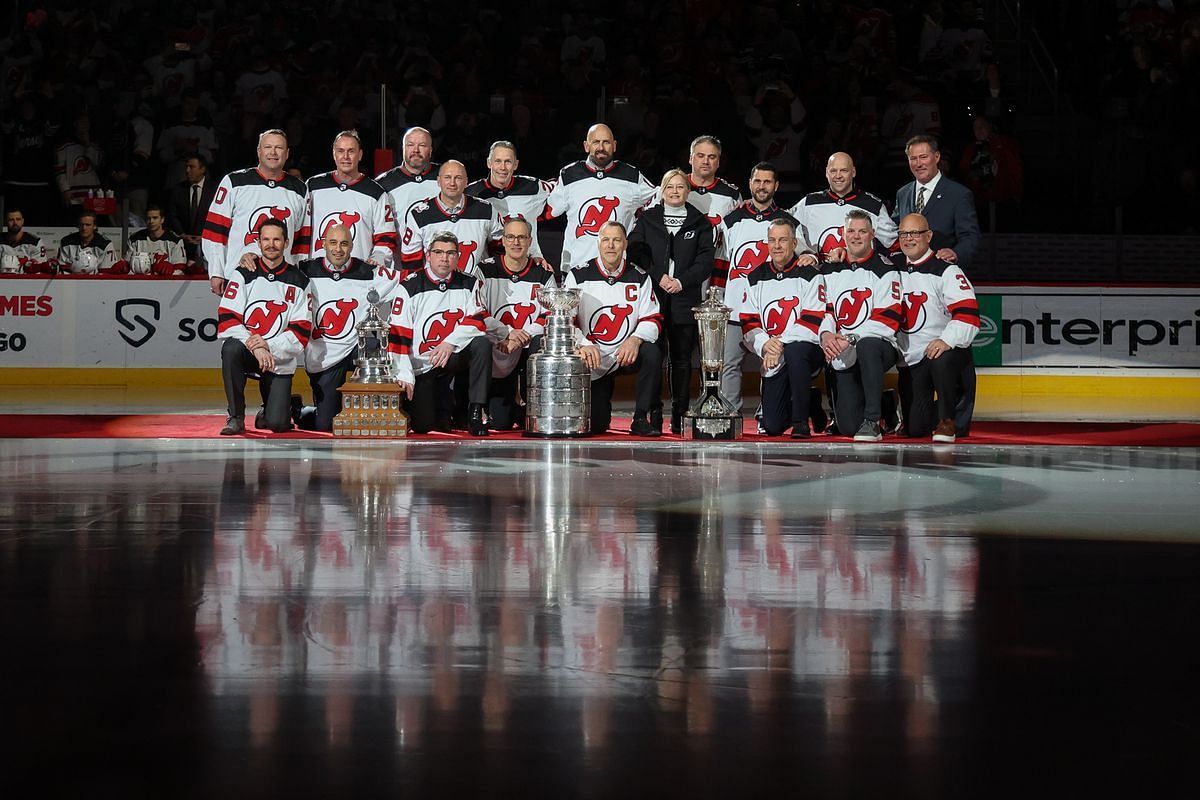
[893,175,980,268]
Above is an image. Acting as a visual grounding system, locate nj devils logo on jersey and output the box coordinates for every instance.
[314,298,358,340]
[244,300,290,337]
[835,288,873,330]
[72,156,93,177]
[730,242,770,280]
[817,226,845,254]
[575,197,620,238]
[589,304,634,344]
[764,297,800,336]
[456,241,479,272]
[420,310,464,353]
[497,302,537,331]
[245,207,293,245]
[315,211,361,250]
[901,291,929,332]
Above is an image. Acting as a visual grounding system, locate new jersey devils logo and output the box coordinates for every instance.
[763,297,800,336]
[731,241,770,280]
[901,291,929,332]
[315,211,361,250]
[497,302,537,331]
[589,304,634,345]
[835,287,873,330]
[456,241,479,272]
[421,310,464,353]
[575,197,620,238]
[817,226,845,254]
[314,298,358,340]
[245,206,292,245]
[244,300,290,337]
[72,156,93,177]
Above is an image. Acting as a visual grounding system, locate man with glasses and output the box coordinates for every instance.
[387,231,491,436]
[477,217,557,430]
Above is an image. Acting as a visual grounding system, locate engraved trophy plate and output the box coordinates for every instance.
[334,289,409,438]
[525,286,591,437]
[685,287,743,440]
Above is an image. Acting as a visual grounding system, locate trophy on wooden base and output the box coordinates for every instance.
[685,287,743,440]
[333,289,409,438]
[525,287,591,437]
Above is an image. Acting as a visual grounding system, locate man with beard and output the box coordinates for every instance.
[0,209,49,273]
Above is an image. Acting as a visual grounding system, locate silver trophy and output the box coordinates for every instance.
[348,289,393,383]
[335,289,408,437]
[685,287,743,439]
[525,287,591,437]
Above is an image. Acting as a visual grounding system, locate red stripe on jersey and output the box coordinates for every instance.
[464,313,487,331]
[217,309,243,334]
[948,299,981,327]
[292,225,312,255]
[799,310,824,334]
[639,313,664,333]
[387,328,414,354]
[203,212,232,244]
[288,319,312,347]
[870,303,903,331]
[400,250,423,265]
[373,231,398,253]
[740,313,762,333]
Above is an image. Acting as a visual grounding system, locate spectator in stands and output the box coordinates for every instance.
[157,88,219,189]
[108,102,156,224]
[959,115,1024,231]
[744,76,808,197]
[54,112,105,223]
[1,208,50,274]
[234,46,288,119]
[125,205,189,276]
[56,211,117,274]
[168,154,217,267]
[2,96,57,224]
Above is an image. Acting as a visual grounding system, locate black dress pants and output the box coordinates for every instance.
[220,338,294,431]
[831,336,898,435]
[900,347,972,437]
[760,341,824,436]
[590,342,663,433]
[300,351,357,432]
[407,337,492,433]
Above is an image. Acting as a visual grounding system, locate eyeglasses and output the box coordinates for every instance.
[502,234,530,242]
[429,248,459,257]
[897,230,930,238]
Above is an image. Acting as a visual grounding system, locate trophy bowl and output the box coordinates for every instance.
[538,286,581,315]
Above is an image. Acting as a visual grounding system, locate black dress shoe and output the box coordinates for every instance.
[468,403,489,437]
[791,423,811,439]
[630,413,661,437]
[670,412,684,435]
[254,408,267,429]
[220,416,245,436]
[290,394,303,426]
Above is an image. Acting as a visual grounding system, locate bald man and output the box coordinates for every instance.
[376,126,440,227]
[788,151,898,258]
[544,123,656,272]
[397,159,504,277]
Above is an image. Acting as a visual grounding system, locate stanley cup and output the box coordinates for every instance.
[685,287,743,439]
[525,287,591,437]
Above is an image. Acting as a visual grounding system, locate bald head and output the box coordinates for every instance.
[825,152,856,195]
[437,159,468,204]
[584,124,616,168]
[323,223,353,266]
[401,127,433,172]
[897,213,933,260]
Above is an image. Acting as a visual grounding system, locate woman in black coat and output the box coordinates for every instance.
[627,169,715,434]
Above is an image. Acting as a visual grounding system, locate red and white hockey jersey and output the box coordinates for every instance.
[54,140,103,204]
[714,202,803,292]
[897,250,980,367]
[738,257,826,377]
[386,267,488,384]
[296,172,397,266]
[544,160,655,269]
[476,255,556,378]
[298,256,402,373]
[56,232,117,274]
[216,258,313,375]
[563,258,662,379]
[376,162,440,235]
[788,188,899,256]
[398,195,502,277]
[1,233,49,273]
[125,229,187,275]
[466,175,553,259]
[820,248,904,370]
[202,168,308,280]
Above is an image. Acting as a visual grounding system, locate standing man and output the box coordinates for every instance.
[820,210,903,442]
[895,213,980,443]
[545,123,656,271]
[738,219,826,438]
[167,154,217,268]
[216,219,312,435]
[376,126,440,238]
[387,231,491,436]
[679,135,742,225]
[477,217,557,431]
[892,135,981,269]
[296,224,401,432]
[564,221,663,436]
[398,160,503,277]
[125,205,188,275]
[296,130,397,266]
[1,209,49,274]
[466,140,553,260]
[790,151,898,258]
[203,129,308,296]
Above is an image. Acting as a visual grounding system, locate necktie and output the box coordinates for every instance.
[915,186,926,215]
[190,184,200,224]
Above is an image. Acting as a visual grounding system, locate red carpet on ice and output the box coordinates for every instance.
[0,414,1197,447]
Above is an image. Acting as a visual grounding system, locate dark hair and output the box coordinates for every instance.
[749,161,778,180]
[767,217,797,236]
[145,204,165,217]
[186,153,209,170]
[78,210,97,225]
[844,209,873,227]
[905,134,940,153]
[258,218,288,238]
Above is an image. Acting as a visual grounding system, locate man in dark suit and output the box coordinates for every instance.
[893,135,981,269]
[167,154,217,268]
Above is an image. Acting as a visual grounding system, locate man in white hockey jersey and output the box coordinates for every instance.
[680,135,741,228]
[125,205,188,275]
[203,129,308,295]
[56,211,117,274]
[1,209,50,274]
[789,151,898,258]
[545,123,655,272]
[296,224,401,432]
[737,219,827,438]
[398,160,503,278]
[216,218,312,435]
[387,231,491,436]
[564,221,663,436]
[820,209,903,442]
[476,217,556,430]
[376,126,439,239]
[296,130,397,267]
[895,213,980,443]
[466,140,553,261]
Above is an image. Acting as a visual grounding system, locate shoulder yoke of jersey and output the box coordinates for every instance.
[228,168,307,196]
[467,175,543,198]
[236,261,310,288]
[745,260,822,287]
[412,195,494,223]
[376,162,441,190]
[61,231,112,247]
[559,160,643,185]
[307,172,386,199]
[823,250,899,278]
[297,257,377,281]
[903,254,956,275]
[722,203,798,227]
[402,267,479,294]
[6,232,42,244]
[689,176,740,198]
[477,256,553,282]
[130,229,182,243]
[800,189,887,213]
[571,260,648,284]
